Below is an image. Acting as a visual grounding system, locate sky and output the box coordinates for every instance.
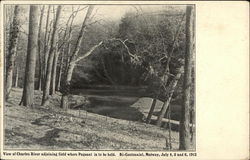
[4,5,186,35]
[73,5,186,23]
[59,5,186,28]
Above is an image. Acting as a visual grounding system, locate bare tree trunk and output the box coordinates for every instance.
[60,40,103,109]
[64,17,74,73]
[56,52,64,91]
[146,98,157,124]
[55,7,79,92]
[60,6,94,109]
[50,41,59,95]
[41,6,62,105]
[42,5,51,85]
[37,5,45,91]
[179,5,194,150]
[37,51,42,90]
[154,11,186,127]
[19,5,39,107]
[60,41,103,109]
[5,6,14,60]
[64,42,70,74]
[5,5,21,99]
[53,8,77,92]
[156,66,184,127]
[14,64,19,87]
[60,62,74,109]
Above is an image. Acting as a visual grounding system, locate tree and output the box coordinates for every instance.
[42,5,51,86]
[155,14,185,126]
[36,5,45,90]
[50,36,59,95]
[5,5,21,99]
[146,98,157,123]
[50,6,83,94]
[41,5,62,105]
[19,5,39,107]
[156,64,184,127]
[60,5,95,109]
[136,11,185,126]
[14,62,19,87]
[179,5,194,150]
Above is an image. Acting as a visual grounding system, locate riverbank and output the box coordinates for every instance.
[4,88,181,150]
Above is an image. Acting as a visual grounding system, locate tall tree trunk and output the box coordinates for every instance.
[154,9,185,127]
[156,66,184,127]
[5,5,21,99]
[63,14,75,74]
[146,98,157,124]
[37,5,45,90]
[50,41,59,95]
[179,5,194,150]
[14,64,19,87]
[37,51,42,90]
[5,6,14,60]
[60,61,74,109]
[56,51,64,91]
[60,40,103,109]
[41,6,62,105]
[42,5,51,85]
[53,8,76,93]
[55,6,77,92]
[60,6,94,109]
[144,12,185,124]
[19,5,39,107]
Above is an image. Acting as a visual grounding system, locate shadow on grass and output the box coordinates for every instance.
[5,125,150,150]
[5,128,82,149]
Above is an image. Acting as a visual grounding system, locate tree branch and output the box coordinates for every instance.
[72,41,103,63]
[109,38,140,61]
[73,37,142,64]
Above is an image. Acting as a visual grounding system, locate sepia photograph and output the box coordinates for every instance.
[1,1,249,160]
[4,3,195,151]
[1,0,250,159]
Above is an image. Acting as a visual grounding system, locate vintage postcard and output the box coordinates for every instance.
[0,1,249,160]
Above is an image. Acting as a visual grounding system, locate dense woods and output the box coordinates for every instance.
[4,4,195,150]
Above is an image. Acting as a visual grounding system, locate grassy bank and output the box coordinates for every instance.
[4,88,180,150]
